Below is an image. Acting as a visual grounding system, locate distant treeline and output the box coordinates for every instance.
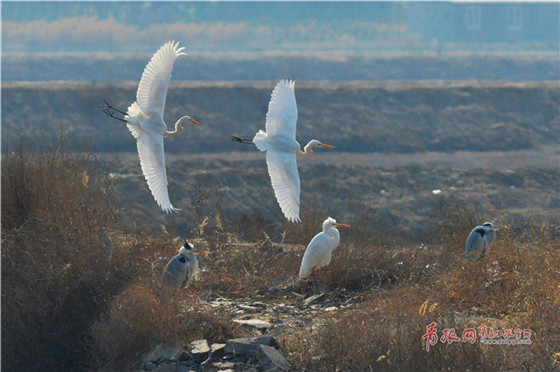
[2,82,558,155]
[3,54,559,82]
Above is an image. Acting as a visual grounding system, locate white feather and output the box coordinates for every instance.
[265,149,301,223]
[136,41,186,117]
[253,80,301,222]
[123,41,188,213]
[299,218,341,278]
[265,79,298,138]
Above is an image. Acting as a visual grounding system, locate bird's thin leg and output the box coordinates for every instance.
[100,100,128,115]
[101,108,128,123]
[311,271,320,295]
[231,136,253,144]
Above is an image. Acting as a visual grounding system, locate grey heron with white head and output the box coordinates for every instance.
[465,222,508,259]
[162,241,208,289]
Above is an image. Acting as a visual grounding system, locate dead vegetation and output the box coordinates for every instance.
[2,141,559,371]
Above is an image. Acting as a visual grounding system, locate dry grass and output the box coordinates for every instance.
[1,144,122,371]
[281,218,560,371]
[0,143,242,371]
[2,141,558,371]
[90,283,238,371]
[283,287,500,371]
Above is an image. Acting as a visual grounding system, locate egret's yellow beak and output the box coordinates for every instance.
[194,251,209,255]
[497,226,510,231]
[336,223,350,228]
[321,144,335,148]
[190,119,201,125]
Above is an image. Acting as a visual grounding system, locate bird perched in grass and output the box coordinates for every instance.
[299,217,350,294]
[162,241,208,289]
[465,222,508,259]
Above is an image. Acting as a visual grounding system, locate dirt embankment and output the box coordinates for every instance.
[2,81,558,155]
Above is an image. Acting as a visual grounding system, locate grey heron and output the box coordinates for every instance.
[162,241,208,289]
[299,217,350,294]
[465,222,508,259]
[98,227,122,258]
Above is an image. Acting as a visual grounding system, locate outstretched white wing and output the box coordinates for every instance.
[136,129,176,213]
[136,41,186,118]
[266,149,300,222]
[265,80,298,138]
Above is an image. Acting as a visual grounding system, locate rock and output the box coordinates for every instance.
[144,361,157,370]
[224,336,280,357]
[170,350,191,363]
[233,318,272,330]
[256,345,290,371]
[255,336,280,349]
[236,304,259,313]
[210,343,226,359]
[212,361,235,370]
[296,317,313,325]
[151,363,192,372]
[267,274,290,288]
[190,339,210,363]
[302,292,326,306]
[143,345,190,367]
[143,345,168,364]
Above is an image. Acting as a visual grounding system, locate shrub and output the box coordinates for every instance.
[90,281,238,371]
[1,144,123,371]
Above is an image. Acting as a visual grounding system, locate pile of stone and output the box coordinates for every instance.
[137,335,289,372]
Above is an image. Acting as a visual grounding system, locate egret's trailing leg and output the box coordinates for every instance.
[100,100,128,123]
[100,100,128,115]
[231,136,254,144]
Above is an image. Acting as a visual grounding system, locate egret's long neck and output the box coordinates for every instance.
[164,117,186,137]
[324,226,340,239]
[297,141,315,157]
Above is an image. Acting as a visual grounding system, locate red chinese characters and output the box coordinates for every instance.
[422,322,438,351]
[462,328,477,344]
[441,328,461,344]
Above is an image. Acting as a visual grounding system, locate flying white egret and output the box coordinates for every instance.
[299,217,350,294]
[465,222,508,259]
[232,80,334,223]
[101,41,200,213]
[162,241,208,289]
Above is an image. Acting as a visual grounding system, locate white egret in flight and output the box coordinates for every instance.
[232,80,334,223]
[162,241,208,289]
[101,41,200,213]
[299,217,350,294]
[465,222,508,259]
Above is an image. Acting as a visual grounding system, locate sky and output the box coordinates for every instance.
[3,2,558,53]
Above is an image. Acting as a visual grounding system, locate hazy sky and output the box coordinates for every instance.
[3,2,558,53]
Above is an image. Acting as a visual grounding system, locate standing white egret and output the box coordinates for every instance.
[232,80,334,223]
[299,217,350,294]
[101,41,200,213]
[162,241,208,289]
[465,222,507,259]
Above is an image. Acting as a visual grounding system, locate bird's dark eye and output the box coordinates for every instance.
[178,256,186,263]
